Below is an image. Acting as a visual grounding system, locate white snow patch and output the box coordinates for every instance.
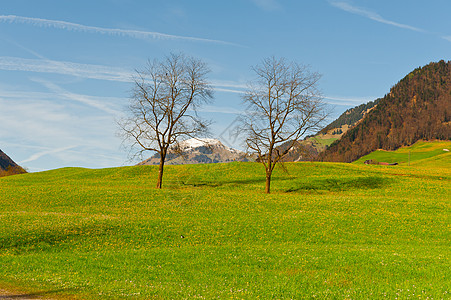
[178,138,242,153]
[180,138,220,149]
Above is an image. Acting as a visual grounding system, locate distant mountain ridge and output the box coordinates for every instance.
[318,60,451,162]
[0,149,19,170]
[320,98,380,135]
[139,138,254,165]
[0,149,26,176]
[268,99,381,163]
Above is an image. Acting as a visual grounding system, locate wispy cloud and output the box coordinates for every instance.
[211,80,247,94]
[0,56,249,94]
[211,80,247,90]
[31,78,124,115]
[214,87,245,94]
[199,105,243,114]
[0,38,247,94]
[0,89,125,104]
[323,95,376,106]
[0,56,133,82]
[329,1,425,32]
[0,15,241,47]
[19,145,78,164]
[0,95,125,170]
[329,1,451,42]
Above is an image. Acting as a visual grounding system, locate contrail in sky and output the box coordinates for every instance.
[32,78,123,116]
[19,145,78,164]
[328,1,451,42]
[0,56,249,94]
[328,1,425,32]
[0,56,133,82]
[0,14,242,46]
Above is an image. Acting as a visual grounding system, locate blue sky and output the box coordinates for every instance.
[0,0,449,171]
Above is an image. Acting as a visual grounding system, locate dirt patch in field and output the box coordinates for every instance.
[0,286,76,300]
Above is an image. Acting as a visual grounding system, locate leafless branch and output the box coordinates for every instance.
[235,56,327,193]
[118,53,213,188]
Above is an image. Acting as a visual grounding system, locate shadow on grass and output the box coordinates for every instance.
[0,288,75,299]
[0,223,118,253]
[181,177,265,187]
[285,176,389,193]
[180,177,296,188]
[180,175,389,193]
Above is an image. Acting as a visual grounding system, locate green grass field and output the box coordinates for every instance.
[307,136,339,153]
[310,137,338,147]
[354,140,451,166]
[0,144,450,299]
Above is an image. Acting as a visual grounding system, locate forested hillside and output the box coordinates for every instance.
[320,98,380,134]
[318,60,451,162]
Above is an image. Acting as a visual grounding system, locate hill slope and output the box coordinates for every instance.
[0,149,25,176]
[353,140,451,165]
[278,99,380,162]
[319,60,451,162]
[320,98,381,136]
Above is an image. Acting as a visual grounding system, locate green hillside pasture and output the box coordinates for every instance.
[0,161,449,299]
[311,137,338,146]
[308,136,338,151]
[354,140,451,165]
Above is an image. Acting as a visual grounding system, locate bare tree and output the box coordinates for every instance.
[119,53,213,188]
[238,56,327,194]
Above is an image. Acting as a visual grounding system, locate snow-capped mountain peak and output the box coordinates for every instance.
[139,138,253,165]
[178,138,222,150]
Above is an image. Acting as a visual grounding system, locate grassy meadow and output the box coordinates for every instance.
[354,140,451,166]
[0,145,450,298]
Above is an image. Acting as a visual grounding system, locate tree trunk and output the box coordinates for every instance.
[265,171,271,194]
[265,149,273,194]
[156,153,166,189]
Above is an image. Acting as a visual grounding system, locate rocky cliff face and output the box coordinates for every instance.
[138,138,254,165]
